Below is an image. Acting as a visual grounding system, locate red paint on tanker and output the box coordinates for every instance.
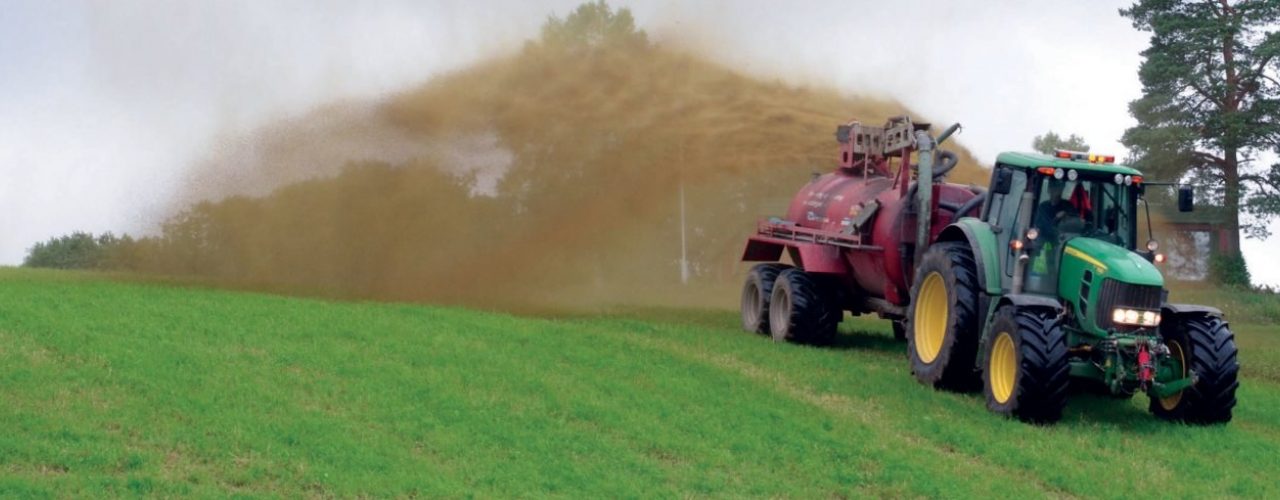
[780,163,978,306]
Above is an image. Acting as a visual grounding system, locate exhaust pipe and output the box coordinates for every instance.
[912,123,961,271]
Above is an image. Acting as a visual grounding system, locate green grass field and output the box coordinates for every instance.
[2,267,1279,497]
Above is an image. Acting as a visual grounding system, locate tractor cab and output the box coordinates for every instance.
[985,150,1157,301]
[966,149,1231,418]
[1024,160,1142,295]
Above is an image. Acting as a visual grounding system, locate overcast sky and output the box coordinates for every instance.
[2,0,1276,285]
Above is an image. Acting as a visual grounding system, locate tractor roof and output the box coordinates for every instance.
[996,151,1143,176]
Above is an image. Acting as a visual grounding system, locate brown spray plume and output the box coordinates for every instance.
[129,40,989,312]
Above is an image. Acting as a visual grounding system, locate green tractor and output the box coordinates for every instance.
[910,150,1239,424]
[742,117,1238,424]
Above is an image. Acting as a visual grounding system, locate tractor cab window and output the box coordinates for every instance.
[1031,175,1135,248]
[1023,172,1137,294]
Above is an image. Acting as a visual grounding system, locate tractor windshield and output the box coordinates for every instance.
[1031,174,1137,248]
[1022,172,1138,294]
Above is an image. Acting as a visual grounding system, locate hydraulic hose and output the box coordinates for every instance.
[952,192,986,218]
[932,150,958,180]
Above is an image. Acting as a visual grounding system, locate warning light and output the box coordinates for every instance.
[1054,150,1116,164]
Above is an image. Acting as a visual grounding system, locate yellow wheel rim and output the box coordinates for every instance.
[1160,340,1187,411]
[990,331,1017,404]
[913,272,948,363]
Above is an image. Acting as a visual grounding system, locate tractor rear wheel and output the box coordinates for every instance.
[1149,314,1239,424]
[741,263,791,335]
[906,242,981,391]
[768,268,840,345]
[982,305,1069,424]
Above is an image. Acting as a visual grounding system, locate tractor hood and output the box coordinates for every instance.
[1061,237,1164,288]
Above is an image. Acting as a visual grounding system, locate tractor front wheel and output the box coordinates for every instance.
[1149,313,1239,424]
[906,242,981,390]
[768,268,840,345]
[981,305,1069,424]
[741,263,792,335]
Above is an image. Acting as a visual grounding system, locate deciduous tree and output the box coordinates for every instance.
[1032,131,1090,155]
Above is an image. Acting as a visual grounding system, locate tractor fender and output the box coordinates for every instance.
[1161,303,1224,318]
[997,293,1064,313]
[936,219,1001,295]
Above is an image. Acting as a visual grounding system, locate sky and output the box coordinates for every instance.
[1,0,1276,286]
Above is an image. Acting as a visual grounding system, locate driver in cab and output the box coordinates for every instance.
[1034,180,1092,243]
[1028,180,1092,276]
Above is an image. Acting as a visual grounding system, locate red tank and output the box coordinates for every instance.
[742,117,981,307]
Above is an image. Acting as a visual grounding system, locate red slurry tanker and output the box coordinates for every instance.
[740,116,1238,424]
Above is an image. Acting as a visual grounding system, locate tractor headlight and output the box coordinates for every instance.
[1114,173,1124,184]
[1054,168,1064,180]
[1112,307,1161,327]
[1146,239,1159,252]
[1026,227,1040,241]
[1067,169,1079,181]
[1143,310,1160,325]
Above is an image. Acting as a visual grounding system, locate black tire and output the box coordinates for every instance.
[905,242,981,390]
[768,269,840,345]
[1149,314,1239,424]
[982,306,1069,424]
[741,263,791,335]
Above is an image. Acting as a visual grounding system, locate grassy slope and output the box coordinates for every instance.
[2,268,1278,497]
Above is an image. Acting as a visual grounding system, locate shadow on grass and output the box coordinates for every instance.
[829,329,906,356]
[1060,392,1168,431]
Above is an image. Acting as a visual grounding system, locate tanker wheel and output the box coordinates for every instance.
[982,305,1069,424]
[768,269,840,345]
[905,242,980,391]
[741,263,792,335]
[1149,314,1238,424]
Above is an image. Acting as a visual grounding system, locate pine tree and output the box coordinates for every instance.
[1121,0,1280,255]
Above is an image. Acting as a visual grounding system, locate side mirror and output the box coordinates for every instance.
[1178,185,1194,212]
[992,168,1014,195]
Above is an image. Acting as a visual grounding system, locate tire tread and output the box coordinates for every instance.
[742,263,791,334]
[772,269,840,345]
[907,242,981,390]
[1150,314,1238,424]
